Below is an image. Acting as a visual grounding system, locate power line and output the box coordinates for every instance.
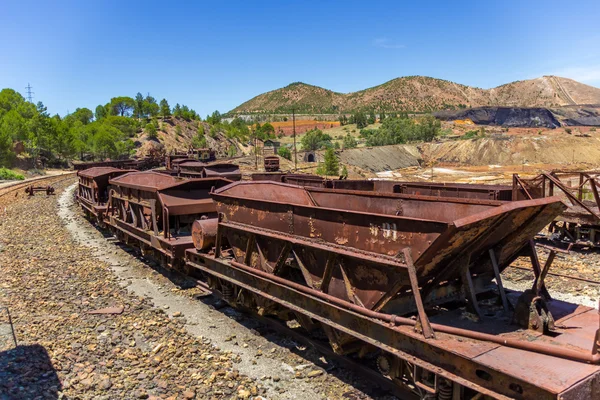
[25,83,34,103]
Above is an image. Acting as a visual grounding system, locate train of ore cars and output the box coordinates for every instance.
[74,162,600,400]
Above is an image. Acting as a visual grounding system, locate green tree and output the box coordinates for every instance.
[354,111,368,129]
[317,148,339,176]
[278,146,291,160]
[145,123,158,140]
[417,115,441,142]
[143,95,159,117]
[368,110,376,125]
[301,129,332,151]
[95,104,108,120]
[69,108,94,125]
[159,99,171,119]
[134,92,145,119]
[0,127,13,166]
[342,134,357,149]
[109,96,135,117]
[206,110,221,125]
[173,103,182,117]
[260,122,275,138]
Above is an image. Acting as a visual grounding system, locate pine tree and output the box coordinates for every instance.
[322,147,339,176]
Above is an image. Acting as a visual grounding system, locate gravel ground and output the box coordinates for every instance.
[0,180,395,400]
[0,180,267,399]
[502,252,600,309]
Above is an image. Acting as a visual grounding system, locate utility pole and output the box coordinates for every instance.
[25,83,34,103]
[293,108,297,171]
[254,128,258,170]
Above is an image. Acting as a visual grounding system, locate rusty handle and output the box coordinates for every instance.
[230,260,600,365]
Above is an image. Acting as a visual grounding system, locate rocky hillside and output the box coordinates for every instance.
[135,117,238,158]
[230,76,600,114]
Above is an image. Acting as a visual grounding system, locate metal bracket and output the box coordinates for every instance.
[488,249,509,313]
[404,249,434,339]
[459,255,482,321]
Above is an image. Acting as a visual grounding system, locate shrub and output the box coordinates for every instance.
[145,123,157,139]
[0,168,25,180]
[342,134,357,149]
[192,134,207,148]
[228,145,237,157]
[461,130,479,140]
[278,146,292,160]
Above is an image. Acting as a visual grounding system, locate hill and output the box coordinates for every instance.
[230,76,600,114]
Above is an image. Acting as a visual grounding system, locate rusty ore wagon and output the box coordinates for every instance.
[185,181,600,400]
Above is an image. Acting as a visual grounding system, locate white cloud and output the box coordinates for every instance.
[549,65,600,84]
[373,37,405,49]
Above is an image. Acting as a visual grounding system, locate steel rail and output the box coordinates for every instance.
[506,264,600,285]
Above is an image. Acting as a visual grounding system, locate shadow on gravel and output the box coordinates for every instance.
[0,344,61,399]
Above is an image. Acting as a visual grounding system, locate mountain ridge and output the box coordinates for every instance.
[229,75,600,114]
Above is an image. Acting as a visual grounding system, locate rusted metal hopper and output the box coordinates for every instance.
[77,167,136,219]
[210,181,565,317]
[202,162,241,181]
[107,171,230,261]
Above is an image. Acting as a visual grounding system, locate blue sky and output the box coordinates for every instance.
[1,0,599,116]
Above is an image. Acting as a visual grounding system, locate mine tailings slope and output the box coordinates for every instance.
[339,144,422,172]
[434,106,600,128]
[422,136,600,166]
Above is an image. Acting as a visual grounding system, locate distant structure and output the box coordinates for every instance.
[25,83,34,103]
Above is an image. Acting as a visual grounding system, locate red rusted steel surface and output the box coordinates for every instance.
[212,181,564,293]
[263,155,280,172]
[77,167,135,219]
[333,180,514,201]
[250,172,286,182]
[24,185,55,196]
[73,157,159,171]
[202,162,241,181]
[105,172,230,261]
[191,218,218,250]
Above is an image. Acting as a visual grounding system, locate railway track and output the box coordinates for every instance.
[0,172,76,198]
[506,264,600,285]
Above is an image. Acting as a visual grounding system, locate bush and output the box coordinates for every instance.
[145,123,157,139]
[0,167,25,180]
[192,134,207,148]
[175,125,182,136]
[278,146,292,160]
[461,130,479,140]
[342,134,357,149]
[228,145,237,157]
